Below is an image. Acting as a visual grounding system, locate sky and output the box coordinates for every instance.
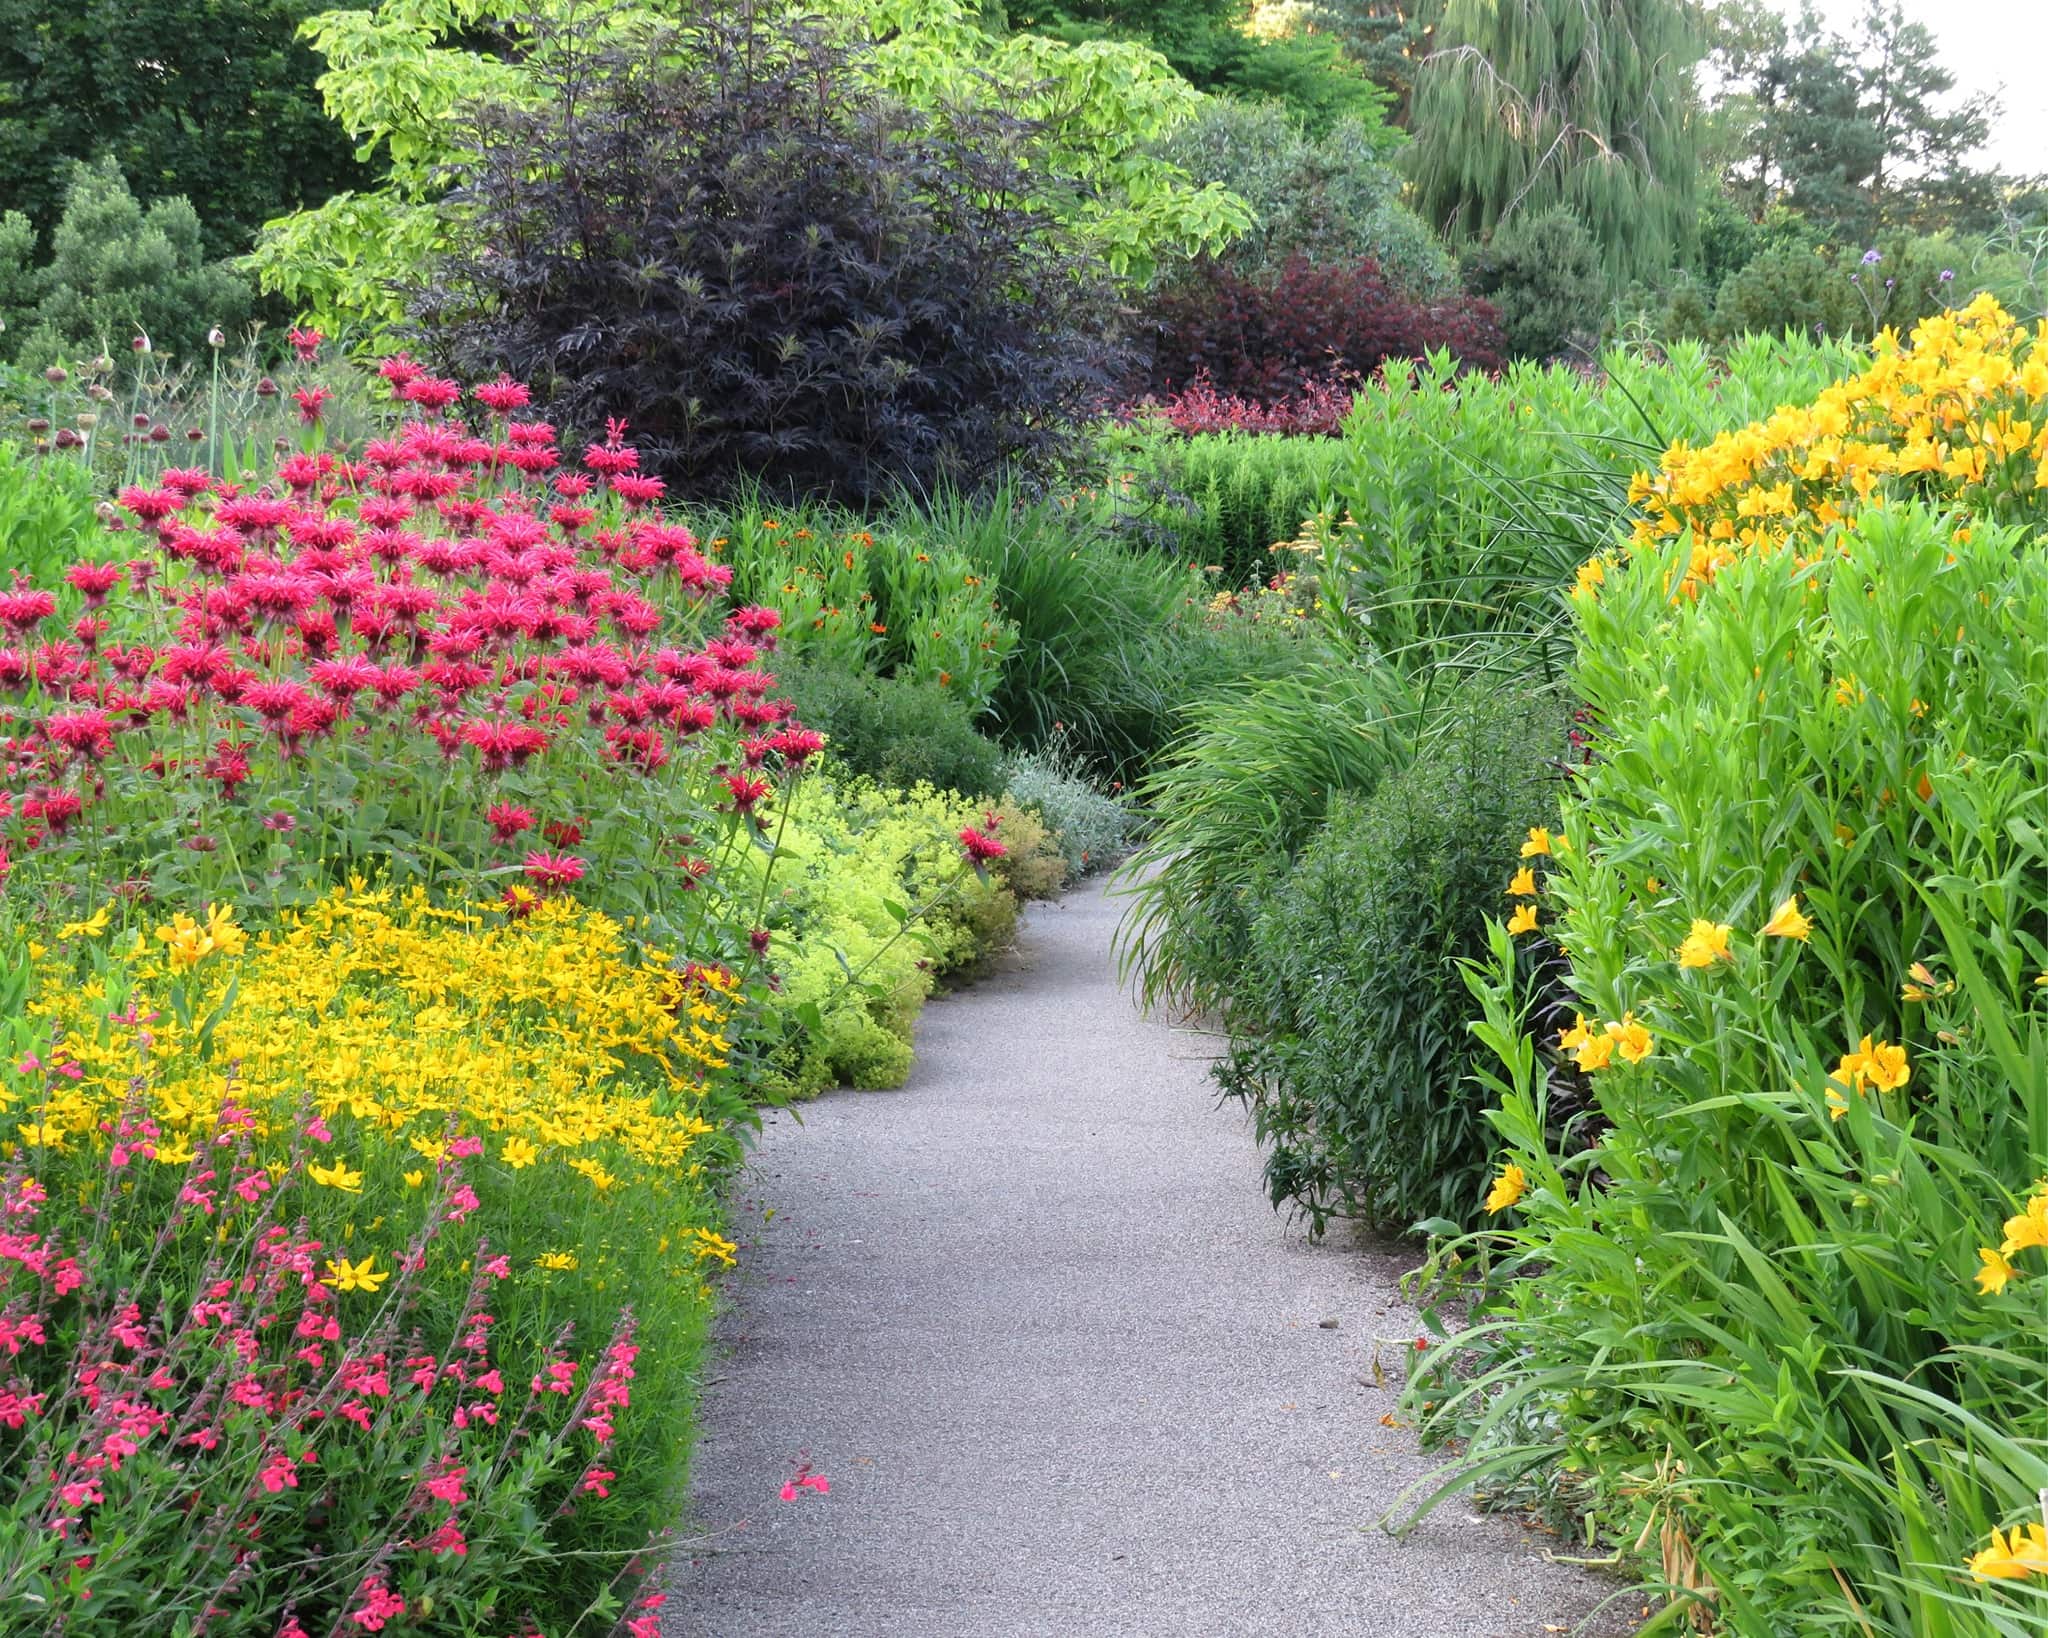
[1780,0,2048,174]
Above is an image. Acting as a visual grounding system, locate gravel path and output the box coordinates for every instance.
[668,877,1633,1638]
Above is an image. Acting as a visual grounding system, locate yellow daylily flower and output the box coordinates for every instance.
[1677,919,1734,969]
[1759,895,1812,942]
[1975,1246,2021,1296]
[1484,1163,1528,1214]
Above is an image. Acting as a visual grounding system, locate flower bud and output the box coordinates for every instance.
[208,327,226,349]
[256,376,278,398]
[132,334,151,353]
[75,413,97,429]
[43,365,68,384]
[25,417,49,434]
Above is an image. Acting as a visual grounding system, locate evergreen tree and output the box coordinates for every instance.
[1712,0,1998,242]
[1308,0,1441,126]
[1404,0,1701,283]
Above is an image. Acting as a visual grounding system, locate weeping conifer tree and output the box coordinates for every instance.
[1406,0,1699,284]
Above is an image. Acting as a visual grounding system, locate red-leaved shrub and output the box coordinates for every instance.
[1142,256,1505,403]
[1129,373,1358,438]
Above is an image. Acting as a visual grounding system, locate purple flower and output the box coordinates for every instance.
[1861,248,1882,266]
[1940,268,1956,282]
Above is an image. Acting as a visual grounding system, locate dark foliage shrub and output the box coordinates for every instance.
[1217,686,1565,1235]
[1142,254,1504,402]
[414,3,1123,507]
[1458,206,1605,361]
[778,660,1007,799]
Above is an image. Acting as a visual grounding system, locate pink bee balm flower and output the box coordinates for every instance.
[523,851,586,890]
[959,826,1006,863]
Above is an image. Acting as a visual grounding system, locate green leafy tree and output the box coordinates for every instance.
[1405,0,1700,283]
[0,0,366,260]
[254,0,1252,331]
[0,158,252,368]
[1003,0,1382,130]
[1149,96,1452,290]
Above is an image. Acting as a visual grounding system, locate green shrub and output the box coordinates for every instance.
[1002,729,1134,876]
[0,437,99,581]
[1118,657,1420,1012]
[779,659,1007,799]
[1458,206,1606,361]
[0,157,251,368]
[1219,686,1565,1235]
[1103,421,1342,586]
[1150,98,1452,295]
[984,798,1070,901]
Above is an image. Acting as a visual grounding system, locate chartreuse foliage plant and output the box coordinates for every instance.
[744,774,1034,1095]
[1408,301,2048,1631]
[255,0,1250,333]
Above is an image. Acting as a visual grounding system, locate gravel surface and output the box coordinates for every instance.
[668,877,1636,1638]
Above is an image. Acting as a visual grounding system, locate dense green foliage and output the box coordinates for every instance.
[0,160,251,368]
[0,0,364,259]
[1407,0,1699,283]
[778,662,1008,798]
[1149,98,1451,292]
[1005,0,1384,130]
[1457,205,1604,360]
[0,437,99,581]
[1104,420,1342,585]
[1220,686,1563,1234]
[933,490,1315,781]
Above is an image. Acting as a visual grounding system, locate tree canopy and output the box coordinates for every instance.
[0,0,365,261]
[1405,0,1701,283]
[1707,0,2001,242]
[252,0,1254,331]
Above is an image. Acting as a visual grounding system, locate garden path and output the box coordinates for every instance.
[668,876,1634,1638]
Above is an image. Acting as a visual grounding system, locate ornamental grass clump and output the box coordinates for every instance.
[1407,303,2048,1632]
